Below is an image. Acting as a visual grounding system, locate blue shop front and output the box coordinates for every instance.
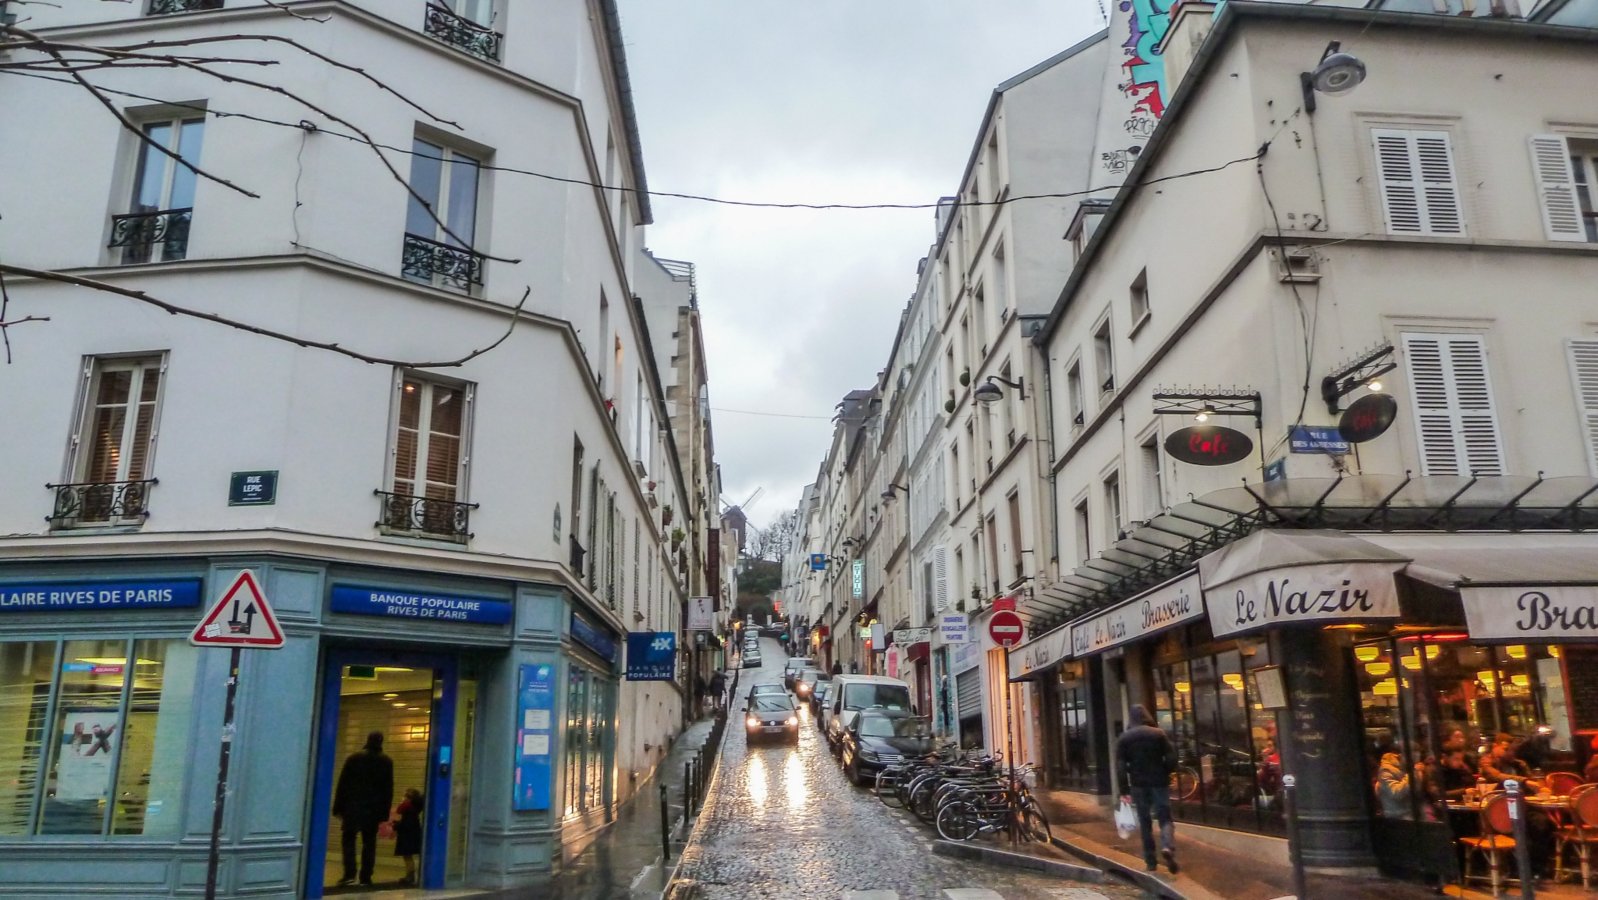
[0,555,622,898]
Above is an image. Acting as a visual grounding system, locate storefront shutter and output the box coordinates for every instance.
[1373,128,1463,236]
[956,668,983,721]
[1402,332,1504,476]
[1530,134,1586,242]
[1568,339,1598,475]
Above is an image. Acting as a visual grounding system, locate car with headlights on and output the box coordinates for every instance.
[809,680,833,724]
[839,711,933,785]
[744,693,800,744]
[747,683,786,705]
[782,657,815,691]
[793,667,828,703]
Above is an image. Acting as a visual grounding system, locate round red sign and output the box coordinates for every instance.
[988,610,1025,648]
[1164,425,1254,467]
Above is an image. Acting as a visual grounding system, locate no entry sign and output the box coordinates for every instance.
[988,610,1025,647]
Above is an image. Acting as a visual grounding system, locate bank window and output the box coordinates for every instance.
[381,373,475,542]
[55,355,166,530]
[0,639,197,837]
[112,114,203,265]
[563,666,612,818]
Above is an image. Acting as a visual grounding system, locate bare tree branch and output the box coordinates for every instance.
[0,263,533,369]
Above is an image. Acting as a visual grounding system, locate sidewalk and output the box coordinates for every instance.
[1035,788,1589,900]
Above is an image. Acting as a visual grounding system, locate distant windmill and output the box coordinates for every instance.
[719,487,764,555]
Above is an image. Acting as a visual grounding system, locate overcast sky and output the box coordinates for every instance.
[616,2,1104,531]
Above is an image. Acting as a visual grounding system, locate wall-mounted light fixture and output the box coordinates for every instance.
[973,375,1025,405]
[1320,343,1395,415]
[880,483,908,503]
[1301,41,1366,114]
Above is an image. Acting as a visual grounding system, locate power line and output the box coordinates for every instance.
[710,406,835,420]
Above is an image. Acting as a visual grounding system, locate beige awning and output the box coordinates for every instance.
[1199,529,1410,638]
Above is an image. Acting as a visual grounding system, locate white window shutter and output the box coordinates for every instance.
[1402,333,1503,476]
[932,545,950,611]
[1374,129,1463,236]
[1568,340,1598,475]
[1530,134,1586,242]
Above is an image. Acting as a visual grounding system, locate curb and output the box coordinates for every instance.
[1049,834,1197,900]
[661,723,732,900]
[930,839,1106,882]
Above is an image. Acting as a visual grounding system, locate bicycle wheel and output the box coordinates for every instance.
[936,801,980,842]
[1022,808,1052,844]
[875,770,904,808]
[1170,767,1200,802]
[910,782,938,823]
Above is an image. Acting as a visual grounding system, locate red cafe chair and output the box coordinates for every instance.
[1555,784,1598,888]
[1546,771,1584,797]
[1460,792,1520,896]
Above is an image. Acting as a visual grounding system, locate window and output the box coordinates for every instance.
[1140,433,1164,517]
[1,639,198,837]
[992,243,1009,316]
[112,116,203,265]
[1572,149,1598,242]
[569,438,586,572]
[1103,471,1123,544]
[1372,128,1463,236]
[1073,498,1091,564]
[56,355,165,528]
[985,515,1000,595]
[1530,135,1598,242]
[422,0,503,61]
[1093,317,1115,394]
[1066,360,1084,428]
[949,444,962,508]
[1401,332,1503,476]
[403,137,484,292]
[1568,340,1598,475]
[1129,269,1150,331]
[383,374,474,540]
[1006,492,1024,582]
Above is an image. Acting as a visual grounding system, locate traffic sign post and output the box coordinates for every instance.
[987,609,1025,843]
[191,570,284,900]
[988,610,1024,647]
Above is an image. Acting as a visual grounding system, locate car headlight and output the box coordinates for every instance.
[860,748,880,761]
[785,716,798,726]
[797,684,810,694]
[746,717,760,728]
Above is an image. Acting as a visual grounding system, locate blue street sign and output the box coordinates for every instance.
[1264,458,1288,483]
[571,613,619,662]
[809,553,827,571]
[329,585,511,624]
[0,579,201,612]
[1288,425,1350,455]
[626,631,677,681]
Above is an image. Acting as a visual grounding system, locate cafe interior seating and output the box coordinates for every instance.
[1554,784,1598,889]
[1459,791,1520,896]
[1545,770,1584,797]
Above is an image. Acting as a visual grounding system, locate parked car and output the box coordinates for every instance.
[810,680,833,723]
[823,674,914,752]
[794,667,828,702]
[782,657,815,690]
[747,683,786,705]
[742,650,763,669]
[840,711,933,785]
[744,692,799,744]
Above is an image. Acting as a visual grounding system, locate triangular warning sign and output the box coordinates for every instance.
[190,570,285,649]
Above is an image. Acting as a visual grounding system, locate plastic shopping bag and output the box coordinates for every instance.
[1114,796,1137,840]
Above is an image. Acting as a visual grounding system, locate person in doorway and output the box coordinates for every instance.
[1116,705,1179,875]
[332,731,394,886]
[392,788,425,886]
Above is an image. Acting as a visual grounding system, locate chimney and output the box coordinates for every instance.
[1159,0,1217,92]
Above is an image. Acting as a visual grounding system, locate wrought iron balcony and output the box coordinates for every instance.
[110,208,191,264]
[47,479,156,529]
[376,490,476,543]
[401,232,485,292]
[148,0,224,14]
[423,3,503,62]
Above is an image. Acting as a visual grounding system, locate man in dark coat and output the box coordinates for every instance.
[332,731,394,886]
[1116,704,1179,874]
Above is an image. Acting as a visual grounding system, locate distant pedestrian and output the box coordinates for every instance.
[694,674,708,716]
[392,788,424,886]
[332,731,394,886]
[1116,705,1179,874]
[709,670,726,712]
[830,660,843,676]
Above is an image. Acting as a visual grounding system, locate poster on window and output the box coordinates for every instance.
[55,709,120,802]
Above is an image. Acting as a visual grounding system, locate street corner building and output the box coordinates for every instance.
[0,1,726,898]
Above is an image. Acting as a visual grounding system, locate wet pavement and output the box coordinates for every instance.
[669,638,1152,900]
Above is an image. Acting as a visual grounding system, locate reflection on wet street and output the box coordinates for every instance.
[677,637,1153,900]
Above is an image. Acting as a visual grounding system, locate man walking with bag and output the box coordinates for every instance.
[1116,704,1179,875]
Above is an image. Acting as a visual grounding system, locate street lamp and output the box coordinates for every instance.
[1300,41,1366,114]
[880,483,908,503]
[973,375,1024,405]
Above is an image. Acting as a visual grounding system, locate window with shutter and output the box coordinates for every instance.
[1401,333,1504,476]
[1372,128,1464,236]
[1529,134,1587,242]
[1567,340,1598,475]
[933,545,950,612]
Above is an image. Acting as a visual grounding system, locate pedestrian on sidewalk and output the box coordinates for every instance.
[709,670,726,712]
[1116,704,1179,875]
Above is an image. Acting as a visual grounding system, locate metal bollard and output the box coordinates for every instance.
[1505,780,1536,900]
[685,760,695,818]
[659,779,671,862]
[1282,775,1308,900]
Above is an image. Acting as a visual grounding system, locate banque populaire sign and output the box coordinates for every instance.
[1461,585,1598,641]
[330,585,511,624]
[1207,561,1405,638]
[1070,572,1203,657]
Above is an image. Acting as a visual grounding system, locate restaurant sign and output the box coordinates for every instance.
[1207,561,1404,638]
[1164,425,1253,466]
[1070,572,1203,656]
[1460,585,1598,641]
[1009,623,1072,680]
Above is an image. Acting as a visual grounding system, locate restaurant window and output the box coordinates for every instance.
[0,639,197,837]
[1151,627,1281,834]
[1056,661,1097,792]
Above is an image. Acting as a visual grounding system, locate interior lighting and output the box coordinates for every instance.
[1222,673,1245,691]
[1174,681,1191,694]
[382,693,399,699]
[1372,679,1398,696]
[1511,674,1530,689]
[1506,645,1527,660]
[1355,645,1381,662]
[1400,653,1422,671]
[1477,670,1497,688]
[1426,645,1442,660]
[1365,662,1391,677]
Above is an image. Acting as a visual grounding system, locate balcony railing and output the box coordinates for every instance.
[110,208,191,264]
[401,232,485,292]
[423,3,503,62]
[148,0,223,14]
[47,479,156,529]
[376,489,476,543]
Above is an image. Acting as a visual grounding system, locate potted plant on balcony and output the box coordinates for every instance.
[959,369,971,387]
[662,504,673,526]
[671,527,685,551]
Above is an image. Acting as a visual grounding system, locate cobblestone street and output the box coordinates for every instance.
[671,639,1151,900]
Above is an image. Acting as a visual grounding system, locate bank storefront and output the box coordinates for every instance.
[0,554,623,898]
[1011,476,1598,876]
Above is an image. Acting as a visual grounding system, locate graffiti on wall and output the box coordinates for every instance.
[1106,0,1170,173]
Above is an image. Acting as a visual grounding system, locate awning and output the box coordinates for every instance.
[1364,533,1598,642]
[1200,529,1409,638]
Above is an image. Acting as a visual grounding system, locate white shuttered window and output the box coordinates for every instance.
[1567,340,1598,476]
[1529,134,1587,242]
[1373,128,1464,236]
[1402,333,1504,476]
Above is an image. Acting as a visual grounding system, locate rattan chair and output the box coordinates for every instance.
[1545,771,1584,797]
[1460,791,1520,896]
[1555,783,1598,888]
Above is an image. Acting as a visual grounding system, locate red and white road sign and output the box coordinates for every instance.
[190,570,285,649]
[988,610,1025,648]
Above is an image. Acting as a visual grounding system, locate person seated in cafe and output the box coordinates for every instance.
[1377,747,1418,819]
[1435,747,1478,800]
[1514,725,1557,772]
[1481,733,1543,793]
[1444,728,1482,771]
[1586,735,1598,784]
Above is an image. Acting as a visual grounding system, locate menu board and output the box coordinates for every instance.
[1563,647,1598,732]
